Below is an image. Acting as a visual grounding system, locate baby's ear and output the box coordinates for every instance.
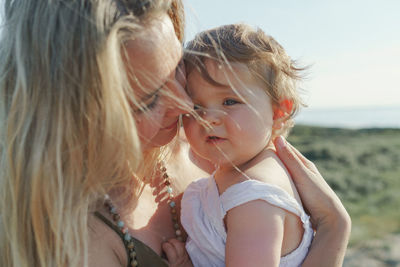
[273,99,293,120]
[273,99,293,129]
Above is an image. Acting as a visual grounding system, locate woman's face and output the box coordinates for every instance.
[125,14,191,150]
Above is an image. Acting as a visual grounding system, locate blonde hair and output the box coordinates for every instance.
[185,23,306,137]
[0,0,183,266]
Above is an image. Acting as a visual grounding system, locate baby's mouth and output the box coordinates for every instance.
[206,136,226,143]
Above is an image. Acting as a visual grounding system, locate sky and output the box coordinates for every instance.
[1,1,399,109]
[184,0,400,109]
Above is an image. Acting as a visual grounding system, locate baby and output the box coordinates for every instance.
[166,23,313,267]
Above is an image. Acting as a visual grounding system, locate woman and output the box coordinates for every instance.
[0,0,350,267]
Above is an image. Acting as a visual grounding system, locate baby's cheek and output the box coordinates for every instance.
[182,116,198,140]
[182,115,192,131]
[233,115,272,144]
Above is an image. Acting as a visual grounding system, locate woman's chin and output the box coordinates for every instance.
[144,126,178,149]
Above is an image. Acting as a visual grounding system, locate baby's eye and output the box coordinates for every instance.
[223,99,240,106]
[193,104,202,110]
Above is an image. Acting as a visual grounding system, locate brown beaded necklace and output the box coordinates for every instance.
[104,164,183,267]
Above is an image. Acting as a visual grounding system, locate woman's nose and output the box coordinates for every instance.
[164,77,193,117]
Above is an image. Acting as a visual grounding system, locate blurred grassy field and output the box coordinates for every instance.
[288,125,400,246]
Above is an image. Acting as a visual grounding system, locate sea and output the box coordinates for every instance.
[294,106,400,129]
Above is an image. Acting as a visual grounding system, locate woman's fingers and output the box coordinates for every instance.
[274,136,311,181]
[274,136,350,228]
[286,140,316,170]
[275,136,333,192]
[274,136,331,194]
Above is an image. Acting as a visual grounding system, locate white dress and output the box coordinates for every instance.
[181,176,314,267]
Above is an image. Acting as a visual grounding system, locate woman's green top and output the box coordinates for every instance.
[94,212,168,267]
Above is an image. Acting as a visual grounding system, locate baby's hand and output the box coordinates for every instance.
[162,238,193,267]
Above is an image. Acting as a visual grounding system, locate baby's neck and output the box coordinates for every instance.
[213,147,276,195]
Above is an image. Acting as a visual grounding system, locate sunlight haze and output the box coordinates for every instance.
[185,0,400,109]
[0,1,399,109]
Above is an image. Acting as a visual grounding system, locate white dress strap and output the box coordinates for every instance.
[220,179,314,267]
[220,179,309,223]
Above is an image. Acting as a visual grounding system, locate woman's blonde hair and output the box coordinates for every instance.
[0,0,184,266]
[185,23,306,137]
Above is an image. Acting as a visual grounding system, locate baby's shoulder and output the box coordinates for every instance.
[184,176,211,192]
[182,176,214,204]
[244,150,298,200]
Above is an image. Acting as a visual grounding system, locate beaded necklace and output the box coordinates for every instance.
[104,165,183,267]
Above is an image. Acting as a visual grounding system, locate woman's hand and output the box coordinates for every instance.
[162,238,193,267]
[274,136,351,267]
[274,136,350,228]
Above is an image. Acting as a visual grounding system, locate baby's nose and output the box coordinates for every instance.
[201,108,225,125]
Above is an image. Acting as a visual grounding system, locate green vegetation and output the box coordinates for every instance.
[288,125,400,246]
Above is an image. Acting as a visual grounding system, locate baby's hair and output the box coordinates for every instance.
[184,23,307,137]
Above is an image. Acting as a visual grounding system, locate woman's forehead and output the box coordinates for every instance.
[125,13,181,64]
[124,13,182,97]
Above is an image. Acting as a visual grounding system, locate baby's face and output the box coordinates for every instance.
[183,59,276,168]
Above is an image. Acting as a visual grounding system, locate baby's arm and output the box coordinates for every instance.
[225,199,286,267]
[162,239,193,267]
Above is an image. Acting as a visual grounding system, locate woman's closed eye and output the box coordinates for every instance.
[143,92,160,110]
[135,90,160,114]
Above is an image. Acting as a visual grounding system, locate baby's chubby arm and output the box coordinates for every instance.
[225,199,285,267]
